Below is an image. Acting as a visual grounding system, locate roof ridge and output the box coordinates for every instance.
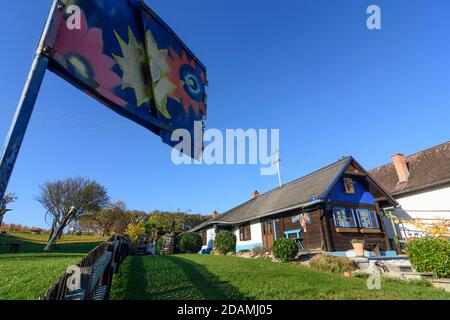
[370,140,450,172]
[215,156,351,221]
[404,140,450,159]
[261,156,351,194]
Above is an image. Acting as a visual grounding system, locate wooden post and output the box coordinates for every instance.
[0,0,61,200]
[320,209,333,252]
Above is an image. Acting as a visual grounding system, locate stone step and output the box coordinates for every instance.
[386,265,413,273]
[429,279,450,292]
[401,272,435,281]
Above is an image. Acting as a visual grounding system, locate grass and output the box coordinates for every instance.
[110,254,450,300]
[0,232,105,300]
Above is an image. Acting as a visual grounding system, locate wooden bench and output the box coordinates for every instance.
[0,242,21,253]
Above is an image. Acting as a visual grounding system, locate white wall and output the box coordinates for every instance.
[385,185,450,238]
[232,219,264,252]
[200,227,216,252]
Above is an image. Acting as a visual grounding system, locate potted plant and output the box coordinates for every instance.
[351,239,365,257]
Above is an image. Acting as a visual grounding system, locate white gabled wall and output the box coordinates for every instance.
[385,185,450,238]
[232,219,264,252]
[200,227,216,253]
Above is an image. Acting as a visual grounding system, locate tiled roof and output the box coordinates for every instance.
[190,157,351,231]
[369,141,450,196]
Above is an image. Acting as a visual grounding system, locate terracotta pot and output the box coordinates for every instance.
[352,242,365,257]
[343,271,351,278]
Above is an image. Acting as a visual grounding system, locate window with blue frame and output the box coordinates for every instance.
[332,208,358,228]
[356,208,380,229]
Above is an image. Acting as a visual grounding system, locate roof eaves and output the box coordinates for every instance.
[189,199,324,231]
[392,178,450,197]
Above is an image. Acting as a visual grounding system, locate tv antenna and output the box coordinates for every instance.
[273,149,282,188]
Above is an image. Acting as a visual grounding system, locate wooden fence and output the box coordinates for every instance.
[41,234,130,300]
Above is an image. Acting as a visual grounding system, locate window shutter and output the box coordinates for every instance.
[246,224,251,241]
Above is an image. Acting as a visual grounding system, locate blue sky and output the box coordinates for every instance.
[1,0,449,228]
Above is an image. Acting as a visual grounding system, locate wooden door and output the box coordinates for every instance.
[261,219,275,249]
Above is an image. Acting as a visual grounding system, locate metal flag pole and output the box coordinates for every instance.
[0,0,62,200]
[273,149,282,188]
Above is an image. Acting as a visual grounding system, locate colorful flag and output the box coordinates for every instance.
[47,0,207,157]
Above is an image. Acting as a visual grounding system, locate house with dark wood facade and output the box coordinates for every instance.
[191,157,398,256]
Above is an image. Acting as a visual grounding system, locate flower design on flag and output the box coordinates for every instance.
[167,48,207,115]
[145,30,175,119]
[113,27,153,107]
[53,9,126,107]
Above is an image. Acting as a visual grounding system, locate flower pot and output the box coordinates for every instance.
[343,271,351,278]
[352,242,365,257]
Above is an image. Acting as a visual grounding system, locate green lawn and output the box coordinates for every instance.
[0,232,105,300]
[110,254,450,300]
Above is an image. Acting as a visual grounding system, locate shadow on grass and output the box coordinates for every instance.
[0,235,101,255]
[0,254,86,260]
[121,256,149,300]
[163,256,247,300]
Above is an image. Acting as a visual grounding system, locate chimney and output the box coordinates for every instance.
[212,211,220,219]
[252,190,260,199]
[392,153,410,183]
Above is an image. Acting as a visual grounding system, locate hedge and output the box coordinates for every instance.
[214,230,236,255]
[407,237,450,278]
[272,238,298,262]
[178,232,203,253]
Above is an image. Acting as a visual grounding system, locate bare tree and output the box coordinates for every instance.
[83,200,126,237]
[125,210,148,225]
[0,192,17,227]
[36,177,108,251]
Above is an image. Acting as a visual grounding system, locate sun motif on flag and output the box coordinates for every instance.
[145,30,175,119]
[113,27,153,107]
[166,48,207,115]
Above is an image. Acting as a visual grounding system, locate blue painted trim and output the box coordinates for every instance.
[199,248,212,254]
[327,251,348,257]
[320,157,353,200]
[332,208,338,226]
[327,250,398,257]
[368,253,404,260]
[355,208,380,229]
[332,207,358,228]
[236,243,263,252]
[284,229,302,239]
[372,210,380,228]
[350,209,357,227]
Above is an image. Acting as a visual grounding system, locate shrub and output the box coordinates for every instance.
[252,246,271,257]
[309,254,357,274]
[125,221,146,245]
[407,237,450,278]
[272,238,298,262]
[178,232,203,253]
[214,230,236,255]
[156,236,165,255]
